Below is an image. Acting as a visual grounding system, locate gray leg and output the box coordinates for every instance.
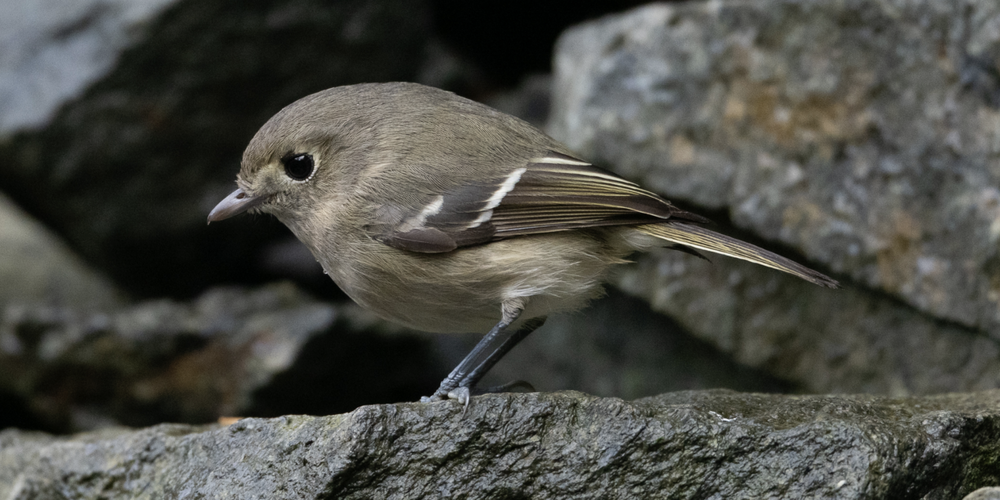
[455,316,545,391]
[421,298,546,403]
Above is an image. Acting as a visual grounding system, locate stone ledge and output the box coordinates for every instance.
[2,390,998,499]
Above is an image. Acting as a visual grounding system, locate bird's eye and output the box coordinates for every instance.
[282,153,315,181]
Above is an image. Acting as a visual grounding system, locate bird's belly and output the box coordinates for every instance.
[326,232,626,334]
[357,291,502,333]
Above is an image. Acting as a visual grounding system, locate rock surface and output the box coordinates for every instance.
[0,192,122,309]
[0,0,174,134]
[612,250,1000,396]
[550,0,1000,393]
[2,390,999,499]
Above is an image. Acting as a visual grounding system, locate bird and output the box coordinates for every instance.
[208,82,838,405]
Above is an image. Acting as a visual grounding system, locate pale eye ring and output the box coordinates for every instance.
[282,153,315,181]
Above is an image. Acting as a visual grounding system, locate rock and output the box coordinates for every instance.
[0,191,122,309]
[1,390,998,498]
[0,0,435,297]
[0,0,175,134]
[966,487,1000,500]
[614,249,1000,396]
[0,283,441,432]
[549,0,1000,392]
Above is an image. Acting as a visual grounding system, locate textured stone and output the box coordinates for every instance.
[2,390,999,499]
[550,0,1000,335]
[549,0,1000,393]
[614,249,1000,395]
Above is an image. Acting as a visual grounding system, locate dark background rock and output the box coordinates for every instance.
[0,283,444,433]
[0,0,435,299]
[0,282,788,434]
[431,1,652,90]
[2,391,999,499]
[0,192,122,310]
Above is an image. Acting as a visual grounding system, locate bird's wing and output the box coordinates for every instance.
[374,151,839,288]
[376,151,707,253]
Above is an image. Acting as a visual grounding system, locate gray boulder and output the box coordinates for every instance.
[2,390,998,499]
[549,0,1000,393]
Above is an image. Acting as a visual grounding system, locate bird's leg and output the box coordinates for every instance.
[421,298,546,404]
[454,316,545,393]
[429,317,547,407]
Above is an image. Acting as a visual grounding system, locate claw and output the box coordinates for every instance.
[447,387,473,417]
[418,379,536,418]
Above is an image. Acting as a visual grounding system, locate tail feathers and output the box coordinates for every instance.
[638,222,840,288]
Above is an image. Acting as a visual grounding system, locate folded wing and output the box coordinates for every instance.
[377,151,838,288]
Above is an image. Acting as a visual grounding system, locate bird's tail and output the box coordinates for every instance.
[638,222,839,288]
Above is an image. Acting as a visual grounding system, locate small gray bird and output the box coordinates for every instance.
[209,82,837,404]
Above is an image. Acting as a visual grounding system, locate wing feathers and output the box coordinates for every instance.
[382,153,706,251]
[375,153,837,288]
[638,222,839,288]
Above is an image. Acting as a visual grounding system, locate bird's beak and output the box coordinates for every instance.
[207,188,266,224]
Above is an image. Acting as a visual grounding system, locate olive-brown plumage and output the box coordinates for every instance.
[209,82,837,403]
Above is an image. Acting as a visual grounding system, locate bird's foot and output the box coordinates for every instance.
[418,387,474,407]
[420,380,536,416]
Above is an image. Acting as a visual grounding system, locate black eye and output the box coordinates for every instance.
[282,153,314,181]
